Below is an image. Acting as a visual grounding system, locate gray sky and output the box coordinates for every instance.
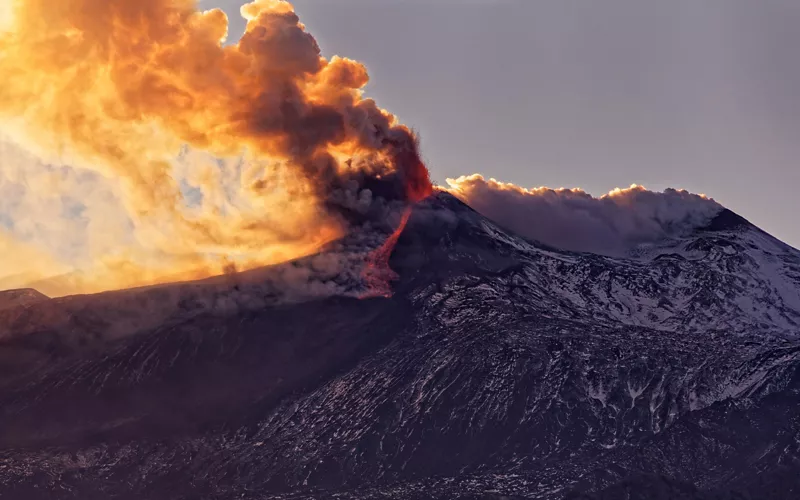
[210,0,800,248]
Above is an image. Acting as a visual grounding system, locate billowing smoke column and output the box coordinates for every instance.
[0,0,431,295]
[446,175,723,256]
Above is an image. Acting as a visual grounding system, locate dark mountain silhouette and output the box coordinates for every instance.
[0,192,798,499]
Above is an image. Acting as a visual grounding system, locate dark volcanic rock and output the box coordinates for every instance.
[0,192,798,499]
[704,209,752,233]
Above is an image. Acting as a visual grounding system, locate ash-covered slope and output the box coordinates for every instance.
[0,192,799,500]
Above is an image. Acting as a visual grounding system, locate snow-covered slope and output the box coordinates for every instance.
[0,192,798,499]
[417,197,800,337]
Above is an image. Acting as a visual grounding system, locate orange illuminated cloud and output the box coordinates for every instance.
[0,0,430,295]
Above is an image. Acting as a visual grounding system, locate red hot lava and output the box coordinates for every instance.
[399,148,435,203]
[360,207,413,298]
[361,150,433,298]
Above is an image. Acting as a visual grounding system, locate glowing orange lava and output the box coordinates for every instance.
[360,153,432,298]
[360,206,413,299]
[397,148,435,203]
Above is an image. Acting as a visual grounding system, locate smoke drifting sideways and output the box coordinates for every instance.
[446,175,724,257]
[0,0,431,297]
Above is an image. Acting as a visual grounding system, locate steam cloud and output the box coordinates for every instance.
[446,175,723,256]
[0,0,727,300]
[0,0,431,296]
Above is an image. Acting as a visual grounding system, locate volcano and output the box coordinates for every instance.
[0,192,799,499]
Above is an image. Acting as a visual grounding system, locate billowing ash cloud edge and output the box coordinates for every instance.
[0,176,730,341]
[445,174,724,257]
[0,0,431,297]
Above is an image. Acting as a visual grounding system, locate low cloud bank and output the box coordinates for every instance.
[446,174,723,256]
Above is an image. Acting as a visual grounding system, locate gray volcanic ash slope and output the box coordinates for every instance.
[0,192,799,499]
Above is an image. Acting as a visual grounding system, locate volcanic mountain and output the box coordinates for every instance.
[0,192,799,499]
[0,288,48,312]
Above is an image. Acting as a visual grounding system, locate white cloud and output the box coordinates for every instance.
[446,174,723,256]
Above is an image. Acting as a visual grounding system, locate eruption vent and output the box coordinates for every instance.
[0,0,431,295]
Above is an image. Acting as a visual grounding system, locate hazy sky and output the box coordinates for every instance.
[210,0,800,247]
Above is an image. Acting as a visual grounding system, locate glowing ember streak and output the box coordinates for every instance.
[396,147,434,203]
[361,206,412,298]
[360,154,432,298]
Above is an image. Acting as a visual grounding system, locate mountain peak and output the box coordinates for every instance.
[393,190,800,338]
[702,208,754,232]
[0,288,49,311]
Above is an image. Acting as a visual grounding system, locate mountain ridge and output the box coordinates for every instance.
[0,191,798,499]
[0,288,49,311]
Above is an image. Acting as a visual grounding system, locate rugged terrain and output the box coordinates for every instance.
[0,192,798,499]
